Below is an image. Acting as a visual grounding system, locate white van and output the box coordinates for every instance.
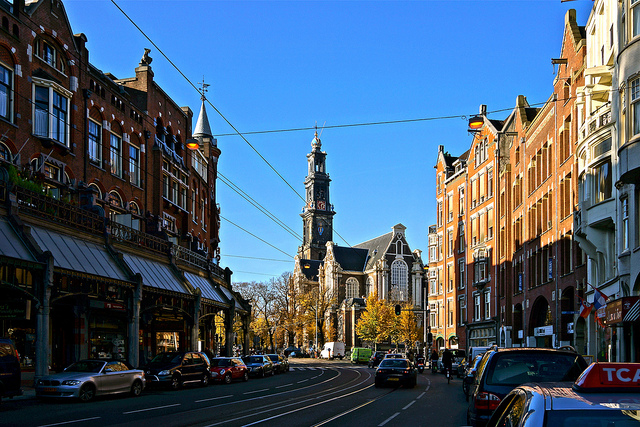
[320,342,345,360]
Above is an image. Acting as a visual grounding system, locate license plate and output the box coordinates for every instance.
[42,387,57,392]
[388,377,399,381]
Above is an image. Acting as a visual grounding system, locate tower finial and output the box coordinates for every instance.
[198,77,210,101]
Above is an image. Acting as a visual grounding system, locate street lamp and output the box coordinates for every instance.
[468,115,483,130]
[186,138,200,150]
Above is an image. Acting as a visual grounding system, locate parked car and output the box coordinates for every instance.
[383,353,405,359]
[374,358,417,388]
[144,351,210,390]
[266,354,289,373]
[368,351,386,368]
[243,355,274,377]
[289,349,310,358]
[462,354,484,400]
[283,347,298,358]
[0,338,22,405]
[35,359,144,402]
[466,347,588,427]
[487,362,640,427]
[209,357,249,384]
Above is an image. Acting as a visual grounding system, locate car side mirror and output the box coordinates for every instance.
[104,368,113,373]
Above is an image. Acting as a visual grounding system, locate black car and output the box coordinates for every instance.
[466,347,588,427]
[242,355,274,377]
[374,358,417,388]
[266,354,289,373]
[368,351,385,368]
[144,351,210,390]
[0,338,22,405]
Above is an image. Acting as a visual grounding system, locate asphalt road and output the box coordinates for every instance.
[0,358,469,427]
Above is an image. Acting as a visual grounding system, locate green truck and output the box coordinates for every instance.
[350,347,372,364]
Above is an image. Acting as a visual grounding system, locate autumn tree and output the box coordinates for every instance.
[355,291,392,350]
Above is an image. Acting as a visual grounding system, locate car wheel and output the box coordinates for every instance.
[130,380,143,397]
[201,373,210,387]
[170,374,181,390]
[223,374,232,384]
[78,384,96,402]
[242,372,249,382]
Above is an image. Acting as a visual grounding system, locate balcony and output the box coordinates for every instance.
[580,102,611,142]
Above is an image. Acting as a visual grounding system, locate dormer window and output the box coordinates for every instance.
[34,38,65,74]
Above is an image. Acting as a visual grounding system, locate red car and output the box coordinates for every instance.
[209,357,249,384]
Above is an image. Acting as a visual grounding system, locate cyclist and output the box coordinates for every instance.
[441,348,454,381]
[430,349,439,373]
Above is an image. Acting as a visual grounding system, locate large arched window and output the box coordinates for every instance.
[345,277,359,299]
[366,276,375,297]
[391,259,409,301]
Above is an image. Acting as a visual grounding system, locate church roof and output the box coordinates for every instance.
[353,231,394,270]
[333,246,369,272]
[297,259,323,281]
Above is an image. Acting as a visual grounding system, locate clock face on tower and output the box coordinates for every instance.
[317,200,326,210]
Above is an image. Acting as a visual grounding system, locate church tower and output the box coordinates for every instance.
[299,131,335,260]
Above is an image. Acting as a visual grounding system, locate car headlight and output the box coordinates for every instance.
[158,370,171,376]
[61,380,82,386]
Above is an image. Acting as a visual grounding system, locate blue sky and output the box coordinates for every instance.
[64,0,593,284]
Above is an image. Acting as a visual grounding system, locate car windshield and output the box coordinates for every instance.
[486,353,586,385]
[245,357,263,364]
[545,409,640,426]
[66,361,104,373]
[379,359,408,368]
[211,359,232,367]
[266,355,278,362]
[150,353,182,364]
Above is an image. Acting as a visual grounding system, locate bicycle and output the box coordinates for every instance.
[444,365,452,384]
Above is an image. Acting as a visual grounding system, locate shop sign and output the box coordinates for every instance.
[89,300,126,311]
[0,300,27,319]
[534,325,553,337]
[605,296,639,325]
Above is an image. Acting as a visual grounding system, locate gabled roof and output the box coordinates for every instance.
[333,246,369,272]
[353,231,394,270]
[297,259,322,281]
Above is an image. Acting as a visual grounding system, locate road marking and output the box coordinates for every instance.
[123,403,181,414]
[244,388,269,395]
[297,378,309,383]
[276,383,293,388]
[38,418,101,427]
[196,395,233,403]
[416,391,426,399]
[402,400,416,410]
[312,399,377,426]
[378,413,400,426]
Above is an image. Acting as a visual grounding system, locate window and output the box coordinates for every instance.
[110,133,122,177]
[0,142,10,162]
[448,263,454,292]
[366,277,374,297]
[345,277,359,299]
[129,145,140,186]
[632,0,640,38]
[458,296,466,326]
[459,221,465,252]
[484,291,491,320]
[0,63,12,121]
[622,198,629,251]
[458,259,465,289]
[448,194,453,222]
[459,188,465,215]
[88,120,101,163]
[593,159,612,203]
[430,279,437,296]
[474,293,481,321]
[437,201,443,227]
[448,230,454,257]
[488,169,493,197]
[448,298,454,327]
[33,81,71,146]
[631,77,640,136]
[391,260,408,301]
[487,208,494,239]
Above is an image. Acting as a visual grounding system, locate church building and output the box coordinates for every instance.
[293,132,426,350]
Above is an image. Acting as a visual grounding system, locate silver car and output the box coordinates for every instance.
[35,359,145,402]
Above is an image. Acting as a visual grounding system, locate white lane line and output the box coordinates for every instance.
[38,417,101,427]
[123,403,181,414]
[196,395,233,403]
[378,413,400,426]
[244,388,269,395]
[276,383,293,389]
[416,391,426,399]
[312,399,377,426]
[402,400,416,410]
[297,379,309,383]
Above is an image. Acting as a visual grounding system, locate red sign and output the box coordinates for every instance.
[575,362,640,390]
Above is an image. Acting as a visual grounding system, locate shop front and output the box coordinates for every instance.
[468,321,496,348]
[89,300,129,361]
[604,296,639,362]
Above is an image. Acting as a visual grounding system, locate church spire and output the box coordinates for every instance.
[193,79,213,144]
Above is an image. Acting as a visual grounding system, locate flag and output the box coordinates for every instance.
[579,297,592,319]
[593,286,609,311]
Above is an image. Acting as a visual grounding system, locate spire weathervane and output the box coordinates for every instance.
[198,77,210,101]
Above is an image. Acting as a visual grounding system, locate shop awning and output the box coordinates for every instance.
[219,285,244,309]
[0,217,39,265]
[122,253,189,294]
[623,299,640,323]
[29,225,129,281]
[184,272,227,304]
